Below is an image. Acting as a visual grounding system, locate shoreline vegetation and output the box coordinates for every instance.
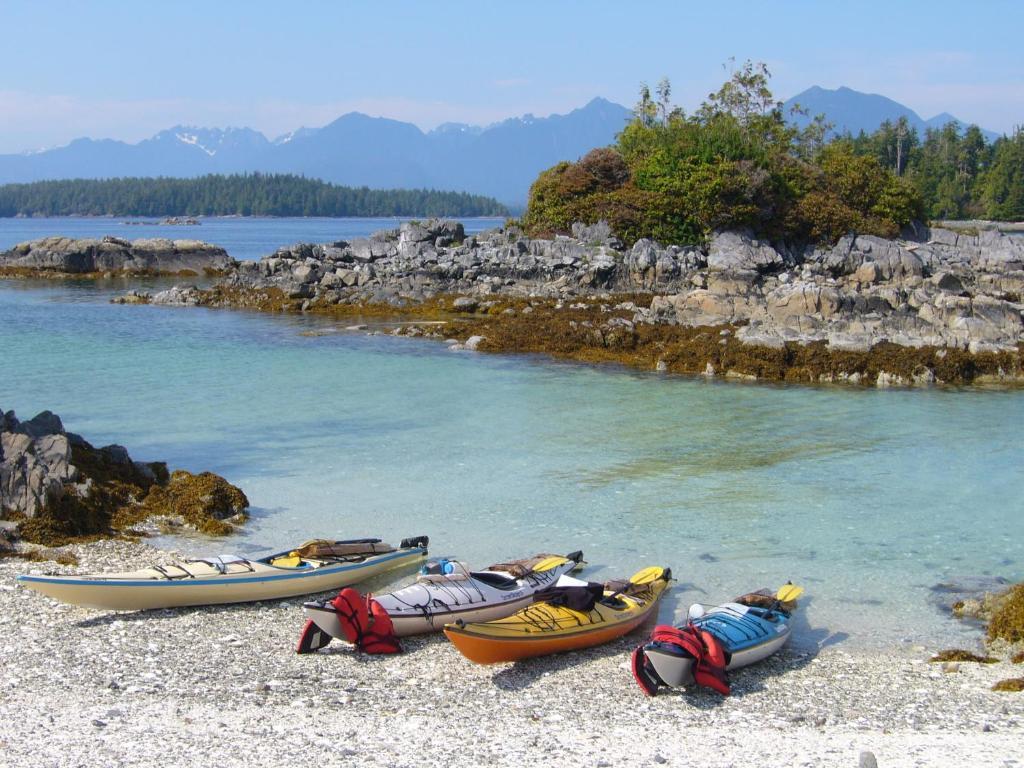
[0,173,509,219]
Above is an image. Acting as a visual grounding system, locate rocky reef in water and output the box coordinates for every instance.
[0,406,248,546]
[118,218,1024,386]
[0,235,234,276]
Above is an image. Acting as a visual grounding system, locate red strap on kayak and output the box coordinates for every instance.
[295,619,333,654]
[630,645,661,696]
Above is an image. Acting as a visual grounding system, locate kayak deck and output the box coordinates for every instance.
[17,536,428,611]
[445,566,671,664]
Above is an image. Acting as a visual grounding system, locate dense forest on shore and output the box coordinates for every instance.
[0,174,509,218]
[843,119,1023,221]
[523,62,1022,246]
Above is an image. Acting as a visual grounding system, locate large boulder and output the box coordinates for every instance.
[707,231,784,274]
[0,236,234,274]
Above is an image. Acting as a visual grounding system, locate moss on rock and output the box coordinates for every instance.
[992,678,1024,692]
[131,470,249,536]
[988,584,1024,644]
[930,649,998,664]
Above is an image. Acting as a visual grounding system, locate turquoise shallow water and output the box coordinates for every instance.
[1,218,1022,651]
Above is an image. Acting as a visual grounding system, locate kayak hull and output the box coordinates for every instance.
[17,543,427,611]
[445,609,655,664]
[444,566,671,664]
[644,622,791,688]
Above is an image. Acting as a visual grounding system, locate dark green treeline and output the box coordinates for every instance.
[0,174,509,218]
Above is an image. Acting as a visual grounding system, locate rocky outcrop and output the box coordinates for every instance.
[0,236,234,275]
[1,409,78,518]
[0,405,247,543]
[203,218,1023,354]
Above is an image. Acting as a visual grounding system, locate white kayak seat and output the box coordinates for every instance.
[553,574,591,588]
[710,602,751,617]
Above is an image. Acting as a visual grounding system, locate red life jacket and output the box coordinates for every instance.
[360,597,401,655]
[331,588,369,644]
[692,627,730,695]
[637,623,730,696]
[328,588,402,655]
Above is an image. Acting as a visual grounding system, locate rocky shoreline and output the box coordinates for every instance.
[3,221,1023,386]
[1,538,1022,768]
[108,218,1024,387]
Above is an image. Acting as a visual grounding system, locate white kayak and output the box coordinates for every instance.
[17,536,429,611]
[303,550,584,637]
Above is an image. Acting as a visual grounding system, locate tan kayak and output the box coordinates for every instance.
[17,536,428,611]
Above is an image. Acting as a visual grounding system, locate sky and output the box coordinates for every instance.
[0,0,1021,153]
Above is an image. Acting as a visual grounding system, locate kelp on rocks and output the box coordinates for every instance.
[123,470,249,536]
[988,584,1024,645]
[6,419,248,546]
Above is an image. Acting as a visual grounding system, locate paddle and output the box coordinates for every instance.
[776,583,804,604]
[770,583,804,614]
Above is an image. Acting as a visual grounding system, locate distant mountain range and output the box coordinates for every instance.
[0,98,633,205]
[0,88,1002,204]
[782,86,1001,142]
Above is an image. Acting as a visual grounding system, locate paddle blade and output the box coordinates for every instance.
[776,584,804,604]
[296,619,333,654]
[531,556,569,572]
[629,566,670,586]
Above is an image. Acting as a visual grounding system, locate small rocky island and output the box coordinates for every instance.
[116,218,1024,387]
[0,406,248,549]
[0,235,234,276]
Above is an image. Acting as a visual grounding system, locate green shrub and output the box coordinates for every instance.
[522,63,925,248]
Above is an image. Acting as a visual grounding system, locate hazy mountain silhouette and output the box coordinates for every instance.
[0,98,633,205]
[783,86,1000,141]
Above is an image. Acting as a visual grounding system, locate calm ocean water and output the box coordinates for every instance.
[2,217,1022,650]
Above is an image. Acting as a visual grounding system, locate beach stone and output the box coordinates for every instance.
[464,335,486,351]
[452,297,479,312]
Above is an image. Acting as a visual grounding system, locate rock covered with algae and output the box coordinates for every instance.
[1,405,248,545]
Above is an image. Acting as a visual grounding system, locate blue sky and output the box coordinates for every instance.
[0,0,1020,152]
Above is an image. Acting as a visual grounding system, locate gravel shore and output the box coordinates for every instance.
[2,540,1022,768]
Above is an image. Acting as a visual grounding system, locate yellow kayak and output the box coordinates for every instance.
[444,566,671,664]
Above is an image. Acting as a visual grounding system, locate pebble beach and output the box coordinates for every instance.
[3,540,1022,768]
